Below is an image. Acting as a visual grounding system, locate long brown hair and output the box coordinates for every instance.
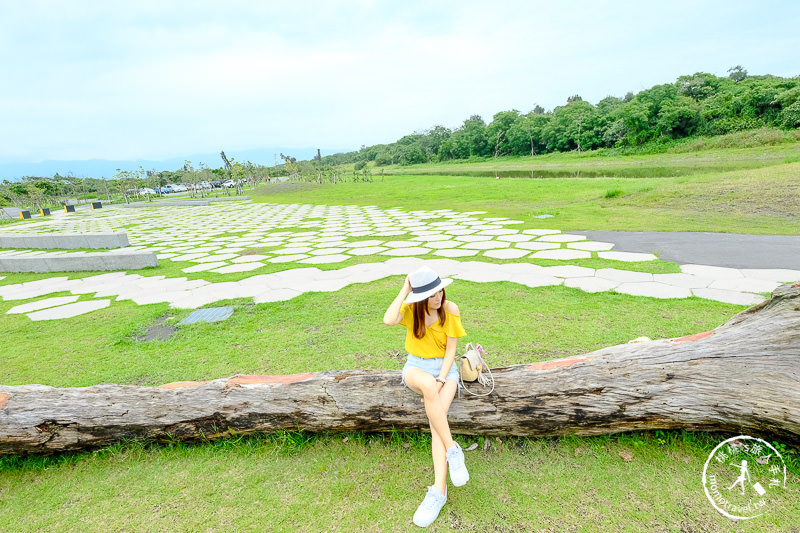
[411,289,446,339]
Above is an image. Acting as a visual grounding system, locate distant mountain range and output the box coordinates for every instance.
[0,146,347,180]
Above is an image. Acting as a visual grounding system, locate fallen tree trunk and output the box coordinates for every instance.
[2,285,799,456]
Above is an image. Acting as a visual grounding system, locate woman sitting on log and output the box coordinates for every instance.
[383,265,469,528]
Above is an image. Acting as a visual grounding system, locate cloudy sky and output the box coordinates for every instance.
[1,0,798,173]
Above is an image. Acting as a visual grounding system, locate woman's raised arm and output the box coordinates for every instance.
[383,275,411,326]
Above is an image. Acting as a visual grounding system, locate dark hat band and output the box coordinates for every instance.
[412,277,442,294]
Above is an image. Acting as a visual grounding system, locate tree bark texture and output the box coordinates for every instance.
[2,285,799,456]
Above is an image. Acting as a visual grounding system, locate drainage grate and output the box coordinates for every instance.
[178,306,234,325]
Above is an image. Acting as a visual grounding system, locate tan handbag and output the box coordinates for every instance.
[458,343,494,396]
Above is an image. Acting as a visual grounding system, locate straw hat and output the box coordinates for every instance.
[404,266,453,304]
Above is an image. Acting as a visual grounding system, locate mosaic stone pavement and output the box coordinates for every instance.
[1,201,799,320]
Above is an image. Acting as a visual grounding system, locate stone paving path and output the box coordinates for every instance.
[1,201,799,321]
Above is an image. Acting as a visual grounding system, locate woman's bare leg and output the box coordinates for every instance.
[403,369,456,450]
[428,380,458,493]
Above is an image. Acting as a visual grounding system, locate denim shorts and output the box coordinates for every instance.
[401,354,460,389]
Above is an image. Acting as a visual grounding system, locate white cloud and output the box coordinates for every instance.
[1,0,798,166]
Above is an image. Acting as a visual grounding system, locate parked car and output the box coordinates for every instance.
[210,180,223,188]
[139,188,156,195]
[159,185,174,194]
[221,180,235,188]
[169,184,187,193]
[197,181,212,190]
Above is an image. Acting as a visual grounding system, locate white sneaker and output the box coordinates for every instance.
[446,442,469,486]
[413,486,447,527]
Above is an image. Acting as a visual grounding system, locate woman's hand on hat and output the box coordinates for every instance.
[403,275,412,294]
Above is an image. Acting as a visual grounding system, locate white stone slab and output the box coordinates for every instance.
[168,294,221,309]
[264,254,308,263]
[738,269,800,283]
[522,229,561,236]
[567,241,615,251]
[409,234,450,242]
[708,278,781,294]
[692,288,765,306]
[615,282,692,299]
[424,240,463,249]
[483,248,530,259]
[7,296,81,314]
[470,224,504,230]
[652,273,714,289]
[514,242,560,251]
[433,249,480,258]
[455,235,493,242]
[383,240,422,248]
[131,293,180,305]
[496,234,534,242]
[300,254,351,264]
[460,241,510,250]
[191,254,239,263]
[211,262,265,274]
[308,247,349,255]
[539,266,596,278]
[170,253,209,262]
[26,299,111,320]
[380,247,431,256]
[271,247,314,255]
[476,229,518,236]
[339,245,384,256]
[509,274,563,288]
[531,249,591,260]
[455,269,512,283]
[190,246,223,253]
[564,277,619,293]
[537,234,587,243]
[182,262,230,273]
[597,251,658,262]
[681,264,744,280]
[230,255,269,263]
[345,240,385,248]
[596,269,654,283]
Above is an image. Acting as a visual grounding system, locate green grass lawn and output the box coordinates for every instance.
[252,148,800,235]
[1,431,798,532]
[2,144,799,531]
[0,278,740,388]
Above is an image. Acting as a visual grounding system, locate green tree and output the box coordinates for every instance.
[677,72,720,101]
[507,113,551,156]
[656,96,700,138]
[728,65,748,82]
[486,110,520,158]
[544,101,601,152]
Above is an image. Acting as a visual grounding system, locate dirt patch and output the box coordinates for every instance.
[134,315,178,341]
[239,247,272,255]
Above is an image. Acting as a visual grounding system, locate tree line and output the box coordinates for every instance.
[320,68,800,167]
[0,156,276,211]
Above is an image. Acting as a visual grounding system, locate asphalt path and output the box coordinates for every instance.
[576,231,800,270]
